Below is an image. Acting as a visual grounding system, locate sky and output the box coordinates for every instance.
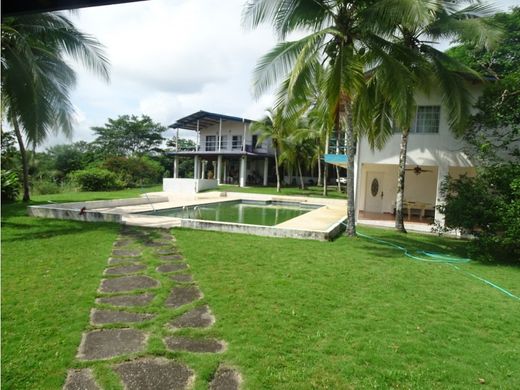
[43,0,520,148]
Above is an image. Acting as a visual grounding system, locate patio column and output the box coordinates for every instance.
[201,161,206,179]
[434,164,449,226]
[263,157,269,186]
[173,156,179,178]
[217,155,222,185]
[223,160,228,184]
[194,155,200,179]
[239,155,247,187]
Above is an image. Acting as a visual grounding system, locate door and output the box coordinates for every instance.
[365,172,384,213]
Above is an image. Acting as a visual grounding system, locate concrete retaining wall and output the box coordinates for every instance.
[28,206,122,223]
[163,178,218,193]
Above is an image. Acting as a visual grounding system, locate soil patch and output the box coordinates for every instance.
[168,305,214,330]
[210,366,242,390]
[156,263,188,273]
[99,275,159,293]
[77,328,148,360]
[165,286,202,308]
[96,293,155,307]
[90,309,155,325]
[63,369,100,390]
[164,336,225,353]
[114,357,194,390]
[104,264,146,275]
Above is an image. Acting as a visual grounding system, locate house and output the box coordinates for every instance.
[165,111,275,192]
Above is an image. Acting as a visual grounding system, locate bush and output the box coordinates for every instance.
[1,170,20,202]
[101,156,163,187]
[32,179,78,195]
[70,168,124,191]
[438,164,520,263]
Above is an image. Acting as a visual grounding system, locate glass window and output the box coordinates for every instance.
[205,135,216,151]
[412,106,440,133]
[232,135,242,150]
[220,135,228,150]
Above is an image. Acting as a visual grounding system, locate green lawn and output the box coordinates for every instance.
[216,184,347,199]
[2,189,519,389]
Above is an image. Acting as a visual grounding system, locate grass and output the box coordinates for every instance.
[216,184,347,199]
[2,188,520,389]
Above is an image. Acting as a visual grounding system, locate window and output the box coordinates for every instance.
[412,106,440,133]
[252,135,258,149]
[220,135,228,150]
[232,135,242,150]
[205,135,216,151]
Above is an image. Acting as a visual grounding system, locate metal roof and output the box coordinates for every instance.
[169,110,253,131]
[2,0,147,15]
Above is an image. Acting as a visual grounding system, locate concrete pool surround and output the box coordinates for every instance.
[27,191,347,241]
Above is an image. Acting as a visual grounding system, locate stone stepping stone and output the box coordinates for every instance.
[108,257,141,265]
[156,263,188,273]
[77,328,148,361]
[165,286,202,308]
[210,366,242,390]
[112,249,141,257]
[114,357,194,390]
[168,305,214,330]
[104,264,146,276]
[96,292,155,307]
[90,309,155,325]
[164,336,226,353]
[159,254,184,261]
[63,368,100,390]
[170,273,193,283]
[142,241,171,248]
[99,275,159,293]
[155,248,177,255]
[113,239,133,248]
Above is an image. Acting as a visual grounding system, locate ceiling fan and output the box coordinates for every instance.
[405,165,433,175]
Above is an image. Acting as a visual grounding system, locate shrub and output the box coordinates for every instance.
[32,180,62,195]
[438,164,520,263]
[101,156,163,187]
[1,170,20,202]
[70,168,124,191]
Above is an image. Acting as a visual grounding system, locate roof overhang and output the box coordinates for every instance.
[2,0,148,16]
[169,110,253,131]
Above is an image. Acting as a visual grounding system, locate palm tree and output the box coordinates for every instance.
[243,0,407,236]
[1,12,109,201]
[355,0,498,232]
[251,108,288,192]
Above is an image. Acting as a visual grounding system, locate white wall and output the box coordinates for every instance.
[163,178,217,193]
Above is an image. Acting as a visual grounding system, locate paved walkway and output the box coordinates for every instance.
[64,227,241,390]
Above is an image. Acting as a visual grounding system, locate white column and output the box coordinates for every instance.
[242,120,247,151]
[176,128,179,151]
[196,120,200,151]
[217,155,222,185]
[173,156,179,178]
[218,118,222,152]
[434,164,449,226]
[223,160,228,184]
[263,157,269,186]
[201,161,206,179]
[194,156,199,179]
[239,155,247,187]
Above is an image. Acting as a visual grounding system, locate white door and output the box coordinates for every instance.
[365,172,384,213]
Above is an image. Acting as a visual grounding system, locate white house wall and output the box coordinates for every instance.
[198,120,273,153]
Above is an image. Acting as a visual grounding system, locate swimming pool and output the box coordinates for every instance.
[140,200,318,226]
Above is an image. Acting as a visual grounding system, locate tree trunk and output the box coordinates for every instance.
[274,147,281,193]
[12,117,30,201]
[297,160,304,190]
[395,128,410,233]
[335,166,341,192]
[323,162,328,196]
[317,153,322,187]
[341,96,356,237]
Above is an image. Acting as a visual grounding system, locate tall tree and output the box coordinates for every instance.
[92,115,166,157]
[243,0,406,236]
[1,12,109,201]
[354,0,498,232]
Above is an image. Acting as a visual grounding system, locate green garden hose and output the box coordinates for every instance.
[354,229,519,301]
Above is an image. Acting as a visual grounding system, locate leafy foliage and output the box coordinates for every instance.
[70,168,123,191]
[1,170,20,202]
[101,156,164,187]
[92,115,166,156]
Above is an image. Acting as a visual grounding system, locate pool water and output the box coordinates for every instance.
[144,200,316,226]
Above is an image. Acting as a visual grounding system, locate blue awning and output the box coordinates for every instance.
[324,154,348,165]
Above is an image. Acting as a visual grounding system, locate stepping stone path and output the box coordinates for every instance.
[164,336,226,353]
[156,263,188,273]
[210,366,242,390]
[168,305,214,330]
[104,263,146,275]
[65,227,240,389]
[96,292,155,307]
[90,309,155,325]
[63,369,100,390]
